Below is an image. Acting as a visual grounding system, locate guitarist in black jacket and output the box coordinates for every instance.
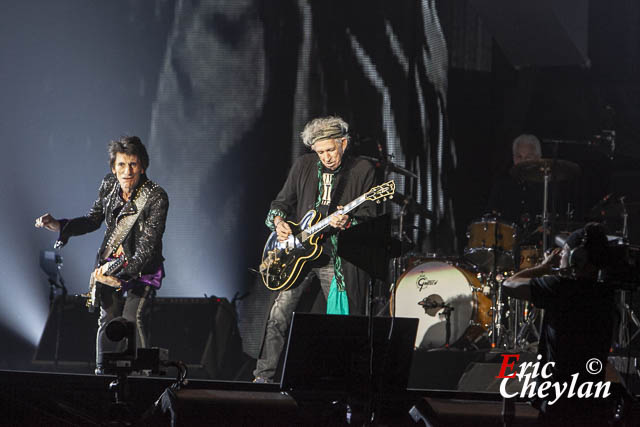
[35,136,169,375]
[254,116,376,383]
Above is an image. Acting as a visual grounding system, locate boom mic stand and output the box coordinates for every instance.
[615,198,640,350]
[338,214,401,426]
[40,250,67,369]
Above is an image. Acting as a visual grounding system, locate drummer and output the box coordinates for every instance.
[486,134,544,228]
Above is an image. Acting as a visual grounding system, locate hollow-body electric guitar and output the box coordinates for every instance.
[259,181,395,291]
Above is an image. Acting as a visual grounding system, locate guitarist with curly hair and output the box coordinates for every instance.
[254,116,377,383]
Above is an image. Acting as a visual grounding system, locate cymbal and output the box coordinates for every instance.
[510,159,581,183]
[391,192,434,219]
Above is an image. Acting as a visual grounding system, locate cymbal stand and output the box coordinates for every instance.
[389,202,411,319]
[490,221,507,349]
[514,301,540,349]
[541,165,551,252]
[530,164,554,341]
[616,198,640,349]
[508,240,540,351]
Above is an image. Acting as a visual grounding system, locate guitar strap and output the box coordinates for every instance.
[100,180,157,261]
[328,156,352,215]
[315,157,352,217]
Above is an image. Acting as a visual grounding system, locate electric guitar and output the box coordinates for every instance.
[83,256,126,312]
[259,180,395,291]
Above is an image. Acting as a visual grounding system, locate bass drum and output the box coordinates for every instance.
[391,259,491,349]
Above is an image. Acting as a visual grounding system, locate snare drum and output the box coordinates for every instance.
[465,218,517,271]
[391,258,491,348]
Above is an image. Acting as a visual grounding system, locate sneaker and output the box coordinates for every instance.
[252,377,272,384]
[94,366,104,376]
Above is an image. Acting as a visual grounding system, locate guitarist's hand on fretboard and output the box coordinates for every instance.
[274,216,293,242]
[93,266,122,289]
[329,205,349,230]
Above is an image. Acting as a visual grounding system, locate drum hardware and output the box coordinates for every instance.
[418,297,456,347]
[514,302,540,348]
[391,191,434,220]
[491,274,505,349]
[510,156,581,347]
[464,217,517,273]
[391,258,491,349]
[510,158,580,252]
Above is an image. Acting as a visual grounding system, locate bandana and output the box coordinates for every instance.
[310,126,347,146]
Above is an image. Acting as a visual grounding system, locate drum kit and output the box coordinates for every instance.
[389,157,593,351]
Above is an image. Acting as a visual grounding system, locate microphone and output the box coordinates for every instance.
[418,297,443,309]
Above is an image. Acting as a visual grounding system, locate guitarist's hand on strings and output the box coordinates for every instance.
[274,216,293,242]
[329,206,349,230]
[94,265,122,289]
[34,213,61,232]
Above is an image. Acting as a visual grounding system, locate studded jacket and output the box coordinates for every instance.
[57,173,169,282]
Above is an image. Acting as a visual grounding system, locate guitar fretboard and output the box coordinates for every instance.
[298,195,367,242]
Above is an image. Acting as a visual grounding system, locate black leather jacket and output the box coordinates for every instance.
[57,173,169,282]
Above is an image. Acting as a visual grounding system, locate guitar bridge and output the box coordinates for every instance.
[259,250,280,273]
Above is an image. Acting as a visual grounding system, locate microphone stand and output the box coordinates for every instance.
[443,305,455,347]
[48,270,67,370]
[616,197,640,349]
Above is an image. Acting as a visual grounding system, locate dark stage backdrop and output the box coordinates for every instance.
[0,1,175,352]
[1,0,451,362]
[439,0,640,247]
[3,0,640,369]
[147,0,453,359]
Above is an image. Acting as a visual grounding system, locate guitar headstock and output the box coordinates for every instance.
[365,180,395,204]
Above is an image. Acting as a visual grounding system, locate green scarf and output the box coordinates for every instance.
[315,161,349,315]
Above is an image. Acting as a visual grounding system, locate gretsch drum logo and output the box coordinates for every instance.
[416,274,437,291]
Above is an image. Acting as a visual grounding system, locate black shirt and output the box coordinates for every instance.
[530,275,616,385]
[487,175,544,226]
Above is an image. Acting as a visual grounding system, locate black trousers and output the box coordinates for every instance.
[95,283,155,367]
[253,261,334,381]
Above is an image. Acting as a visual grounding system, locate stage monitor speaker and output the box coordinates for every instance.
[469,0,589,68]
[33,295,98,365]
[408,348,484,390]
[457,362,511,393]
[149,297,244,380]
[280,313,418,393]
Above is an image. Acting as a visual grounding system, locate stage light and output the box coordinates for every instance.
[0,240,49,347]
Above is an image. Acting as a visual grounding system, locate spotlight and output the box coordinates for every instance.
[101,317,168,376]
[105,317,135,353]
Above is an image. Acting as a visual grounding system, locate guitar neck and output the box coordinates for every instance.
[302,195,367,238]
